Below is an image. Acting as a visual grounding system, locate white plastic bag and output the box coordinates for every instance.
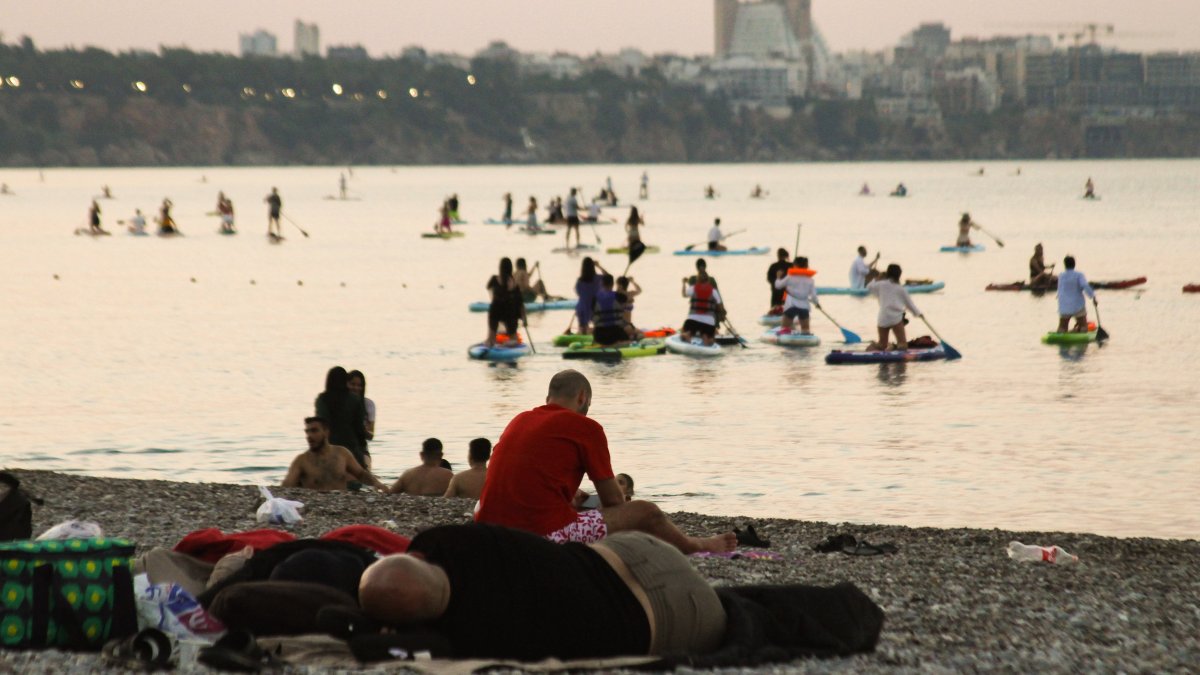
[256,486,304,524]
[36,520,104,540]
[133,573,226,641]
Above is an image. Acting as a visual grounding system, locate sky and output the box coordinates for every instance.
[2,1,1197,58]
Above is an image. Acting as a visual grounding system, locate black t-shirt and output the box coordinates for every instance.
[767,261,790,285]
[407,524,650,660]
[487,276,524,316]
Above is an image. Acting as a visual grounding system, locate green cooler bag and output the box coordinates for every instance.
[0,537,137,650]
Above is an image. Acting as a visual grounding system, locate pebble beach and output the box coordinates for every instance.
[2,470,1196,673]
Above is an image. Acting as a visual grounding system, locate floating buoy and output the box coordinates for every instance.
[53,274,60,280]
[190,277,197,283]
[250,280,256,285]
[340,282,346,287]
[297,280,303,286]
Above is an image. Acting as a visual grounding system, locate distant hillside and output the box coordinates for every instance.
[2,45,1198,166]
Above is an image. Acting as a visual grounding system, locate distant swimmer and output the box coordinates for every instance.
[339,172,348,200]
[282,416,386,492]
[866,264,922,351]
[1084,177,1096,199]
[1056,256,1095,334]
[88,199,108,235]
[859,182,872,196]
[564,187,582,249]
[158,198,178,234]
[750,184,766,199]
[707,218,727,252]
[265,187,282,237]
[1029,243,1056,289]
[217,191,235,234]
[956,212,981,247]
[850,246,881,289]
[502,192,513,226]
[639,170,649,199]
[774,256,819,335]
[704,184,717,199]
[890,183,908,197]
[128,208,147,235]
[448,193,461,221]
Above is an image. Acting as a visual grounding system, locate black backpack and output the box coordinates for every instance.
[0,472,40,542]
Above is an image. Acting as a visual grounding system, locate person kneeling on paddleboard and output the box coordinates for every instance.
[617,276,642,340]
[774,257,819,335]
[1056,256,1095,334]
[867,264,922,351]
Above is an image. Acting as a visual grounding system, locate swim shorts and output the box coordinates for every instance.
[545,508,607,544]
[682,319,716,338]
[593,325,627,346]
[783,306,810,320]
[567,215,580,227]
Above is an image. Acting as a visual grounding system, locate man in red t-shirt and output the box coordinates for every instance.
[476,369,736,554]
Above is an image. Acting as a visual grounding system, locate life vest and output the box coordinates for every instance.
[594,290,623,327]
[689,282,717,316]
[787,267,817,277]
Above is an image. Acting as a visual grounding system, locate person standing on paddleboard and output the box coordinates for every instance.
[485,258,526,347]
[866,264,922,351]
[265,187,282,238]
[774,256,819,335]
[680,262,724,347]
[574,257,604,335]
[564,187,582,250]
[1056,256,1095,334]
[767,248,791,309]
[625,206,644,250]
[88,199,107,235]
[502,192,513,226]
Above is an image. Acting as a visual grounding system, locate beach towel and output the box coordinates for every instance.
[319,525,410,555]
[173,528,297,563]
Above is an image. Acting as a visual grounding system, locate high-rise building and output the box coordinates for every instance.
[239,30,277,57]
[294,20,319,58]
[714,0,812,58]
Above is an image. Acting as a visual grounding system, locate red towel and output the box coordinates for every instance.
[173,528,297,563]
[320,525,410,555]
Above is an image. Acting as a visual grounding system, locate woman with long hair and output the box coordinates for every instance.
[574,257,606,334]
[315,366,368,470]
[486,257,526,346]
[347,370,375,469]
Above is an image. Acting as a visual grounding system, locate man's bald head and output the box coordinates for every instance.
[358,554,451,626]
[546,370,592,415]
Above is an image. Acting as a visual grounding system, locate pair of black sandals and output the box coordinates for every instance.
[102,627,281,672]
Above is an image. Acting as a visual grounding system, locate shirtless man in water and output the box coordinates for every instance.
[390,438,454,496]
[282,417,385,491]
[443,438,491,499]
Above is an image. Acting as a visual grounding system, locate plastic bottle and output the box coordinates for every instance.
[1007,541,1078,564]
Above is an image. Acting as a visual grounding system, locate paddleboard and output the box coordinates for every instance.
[759,328,821,347]
[518,227,557,235]
[467,342,531,362]
[553,327,675,347]
[940,245,985,253]
[267,233,285,244]
[552,244,599,253]
[606,245,660,255]
[562,340,666,361]
[825,345,951,364]
[73,228,112,237]
[986,277,1145,292]
[664,334,724,357]
[758,313,783,327]
[157,230,184,238]
[1184,284,1199,294]
[127,230,150,237]
[673,247,769,257]
[484,218,514,225]
[422,231,464,239]
[217,229,238,236]
[817,281,945,296]
[1042,330,1099,345]
[469,299,576,313]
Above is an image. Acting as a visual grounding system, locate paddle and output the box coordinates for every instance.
[284,215,310,238]
[722,318,749,349]
[977,224,1004,248]
[684,228,746,252]
[621,240,646,277]
[793,223,802,257]
[523,318,537,354]
[1092,298,1109,341]
[814,304,862,344]
[582,187,601,245]
[919,315,962,359]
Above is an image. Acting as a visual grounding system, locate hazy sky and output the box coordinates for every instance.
[3,1,1197,57]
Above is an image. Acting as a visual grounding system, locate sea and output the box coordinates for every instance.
[1,161,1196,540]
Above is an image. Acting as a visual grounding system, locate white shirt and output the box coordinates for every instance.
[685,284,723,326]
[565,195,579,218]
[707,226,722,244]
[131,214,146,232]
[1056,269,1094,316]
[587,202,600,219]
[867,279,921,328]
[850,256,870,288]
[774,273,817,310]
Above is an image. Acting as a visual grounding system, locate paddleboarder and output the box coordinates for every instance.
[502,192,513,226]
[448,193,461,222]
[850,246,881,289]
[485,258,527,347]
[767,248,791,308]
[707,218,727,252]
[128,208,147,235]
[774,256,820,335]
[625,206,644,249]
[87,199,108,235]
[339,173,348,200]
[564,187,582,249]
[158,198,178,234]
[680,263,724,347]
[592,274,629,347]
[866,264,922,351]
[617,276,642,339]
[217,191,235,233]
[514,258,557,302]
[1029,244,1055,289]
[265,187,282,238]
[1084,178,1096,199]
[1055,256,1095,334]
[573,257,604,335]
[639,171,649,199]
[436,200,452,234]
[956,213,981,247]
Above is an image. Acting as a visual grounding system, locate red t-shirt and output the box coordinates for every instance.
[475,404,614,535]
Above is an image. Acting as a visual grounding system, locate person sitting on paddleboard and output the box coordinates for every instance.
[502,192,513,226]
[774,256,819,335]
[617,276,642,340]
[866,264,922,351]
[956,213,981,247]
[515,258,555,303]
[1056,256,1095,334]
[592,274,629,347]
[583,199,602,223]
[486,257,526,347]
[850,246,881,289]
[159,198,178,234]
[767,248,791,309]
[680,266,724,347]
[128,208,147,235]
[1029,243,1056,289]
[891,183,907,197]
[707,218,727,252]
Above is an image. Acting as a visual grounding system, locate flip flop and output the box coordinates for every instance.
[734,524,772,548]
[101,628,173,671]
[813,533,859,553]
[842,540,899,556]
[197,629,279,672]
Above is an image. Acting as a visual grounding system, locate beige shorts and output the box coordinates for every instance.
[599,531,726,655]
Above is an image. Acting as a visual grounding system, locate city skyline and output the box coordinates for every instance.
[4,0,1200,58]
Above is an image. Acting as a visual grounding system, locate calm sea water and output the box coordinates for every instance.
[1,161,1197,539]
